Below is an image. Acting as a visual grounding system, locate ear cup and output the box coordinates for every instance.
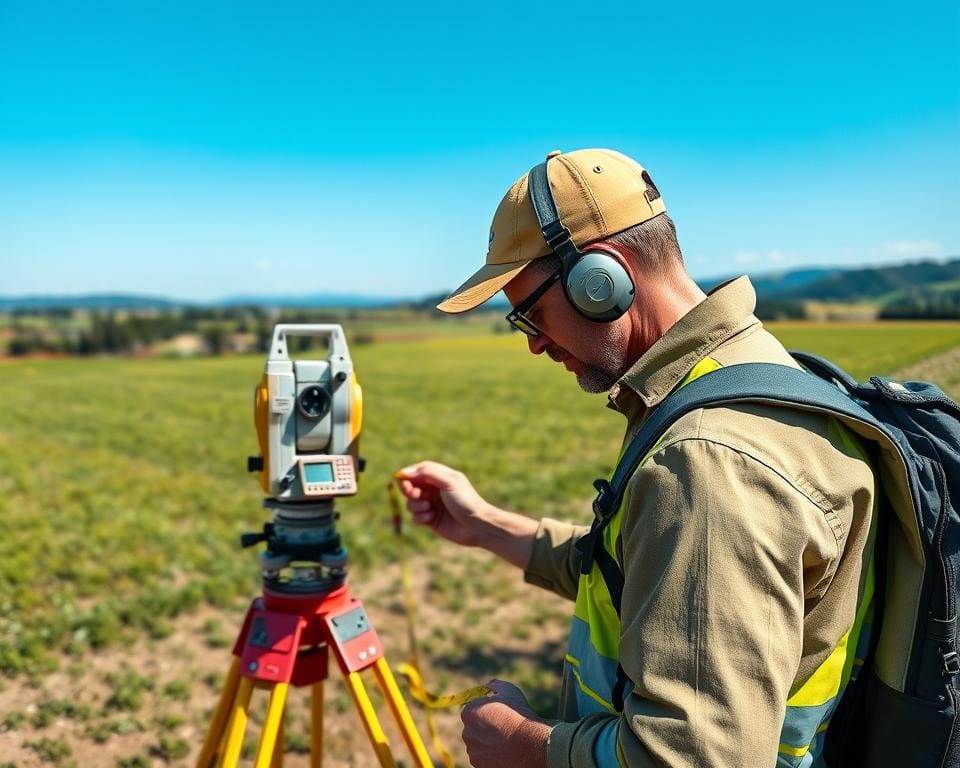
[563,250,635,321]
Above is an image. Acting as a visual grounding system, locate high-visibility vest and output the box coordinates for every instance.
[564,357,875,766]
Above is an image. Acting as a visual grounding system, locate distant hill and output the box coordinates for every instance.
[0,292,399,312]
[775,259,960,302]
[698,267,837,296]
[698,257,960,310]
[0,294,189,311]
[3,257,957,314]
[219,292,398,309]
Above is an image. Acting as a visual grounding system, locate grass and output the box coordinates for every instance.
[24,735,72,765]
[104,667,155,713]
[0,321,958,679]
[0,321,956,763]
[769,320,960,380]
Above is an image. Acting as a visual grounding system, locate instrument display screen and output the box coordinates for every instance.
[303,462,335,484]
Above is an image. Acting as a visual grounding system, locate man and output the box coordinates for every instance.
[397,149,875,767]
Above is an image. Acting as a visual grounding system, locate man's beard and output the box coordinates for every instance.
[546,347,621,393]
[575,364,620,393]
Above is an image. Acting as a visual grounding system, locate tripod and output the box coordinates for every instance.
[196,501,433,768]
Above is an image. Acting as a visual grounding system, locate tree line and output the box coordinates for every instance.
[2,307,359,357]
[877,289,960,320]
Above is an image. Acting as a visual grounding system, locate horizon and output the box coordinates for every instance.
[3,254,958,306]
[2,2,958,300]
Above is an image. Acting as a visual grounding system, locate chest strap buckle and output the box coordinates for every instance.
[592,478,615,522]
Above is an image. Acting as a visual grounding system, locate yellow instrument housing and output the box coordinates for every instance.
[249,324,362,500]
[254,373,271,494]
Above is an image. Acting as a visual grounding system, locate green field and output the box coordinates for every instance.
[2,321,960,675]
[1,321,959,765]
[765,321,960,380]
[0,324,960,672]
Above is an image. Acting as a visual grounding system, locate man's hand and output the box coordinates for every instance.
[461,680,552,768]
[396,461,494,547]
[395,461,539,568]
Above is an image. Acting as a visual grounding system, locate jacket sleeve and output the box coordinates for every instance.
[549,437,824,767]
[523,517,591,601]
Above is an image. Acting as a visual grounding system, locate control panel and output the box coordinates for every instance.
[297,455,358,497]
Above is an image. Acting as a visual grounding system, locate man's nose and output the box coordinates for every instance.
[527,332,553,355]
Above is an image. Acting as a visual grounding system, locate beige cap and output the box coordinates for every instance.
[437,148,667,313]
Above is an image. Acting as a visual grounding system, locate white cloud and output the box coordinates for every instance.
[256,259,272,271]
[881,240,942,256]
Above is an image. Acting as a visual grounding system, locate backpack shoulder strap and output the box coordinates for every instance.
[588,361,887,712]
[597,362,882,528]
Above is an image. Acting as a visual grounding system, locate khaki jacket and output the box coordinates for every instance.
[524,277,875,767]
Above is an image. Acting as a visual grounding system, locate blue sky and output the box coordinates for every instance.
[1,1,958,300]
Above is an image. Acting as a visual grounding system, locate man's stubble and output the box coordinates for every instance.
[546,323,628,394]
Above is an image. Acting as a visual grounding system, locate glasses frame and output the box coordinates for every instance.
[505,268,562,336]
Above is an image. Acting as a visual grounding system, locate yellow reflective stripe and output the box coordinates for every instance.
[777,721,830,759]
[787,631,849,707]
[567,661,617,713]
[778,741,810,758]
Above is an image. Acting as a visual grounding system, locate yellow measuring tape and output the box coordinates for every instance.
[396,663,493,709]
[387,482,492,766]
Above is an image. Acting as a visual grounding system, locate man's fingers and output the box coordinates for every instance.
[410,499,435,518]
[398,479,424,500]
[396,460,460,490]
[412,509,437,525]
[460,697,487,725]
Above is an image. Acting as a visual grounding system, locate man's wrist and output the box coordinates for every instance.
[515,717,552,768]
[472,505,538,569]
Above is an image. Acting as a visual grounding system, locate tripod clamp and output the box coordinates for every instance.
[242,499,351,594]
[240,522,345,561]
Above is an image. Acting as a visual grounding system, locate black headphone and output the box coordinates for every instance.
[527,159,635,322]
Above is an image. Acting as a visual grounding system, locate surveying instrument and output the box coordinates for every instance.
[197,325,433,768]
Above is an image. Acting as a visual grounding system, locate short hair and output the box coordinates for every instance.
[528,213,683,276]
[606,213,684,271]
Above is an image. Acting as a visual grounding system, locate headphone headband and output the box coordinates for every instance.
[527,161,581,269]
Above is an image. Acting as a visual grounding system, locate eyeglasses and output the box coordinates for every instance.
[505,269,561,336]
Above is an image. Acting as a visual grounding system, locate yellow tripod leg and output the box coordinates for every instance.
[218,676,255,768]
[310,681,323,768]
[253,682,289,768]
[344,670,397,768]
[372,658,433,768]
[196,657,242,768]
[270,714,284,768]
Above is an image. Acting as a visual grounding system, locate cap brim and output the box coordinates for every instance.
[436,260,531,313]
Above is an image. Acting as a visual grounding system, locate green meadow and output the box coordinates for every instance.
[2,321,960,676]
[1,321,959,766]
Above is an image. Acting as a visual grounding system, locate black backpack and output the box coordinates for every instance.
[580,351,960,766]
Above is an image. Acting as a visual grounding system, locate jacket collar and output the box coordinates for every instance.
[607,276,760,419]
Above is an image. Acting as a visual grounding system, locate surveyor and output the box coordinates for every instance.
[396,148,875,767]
